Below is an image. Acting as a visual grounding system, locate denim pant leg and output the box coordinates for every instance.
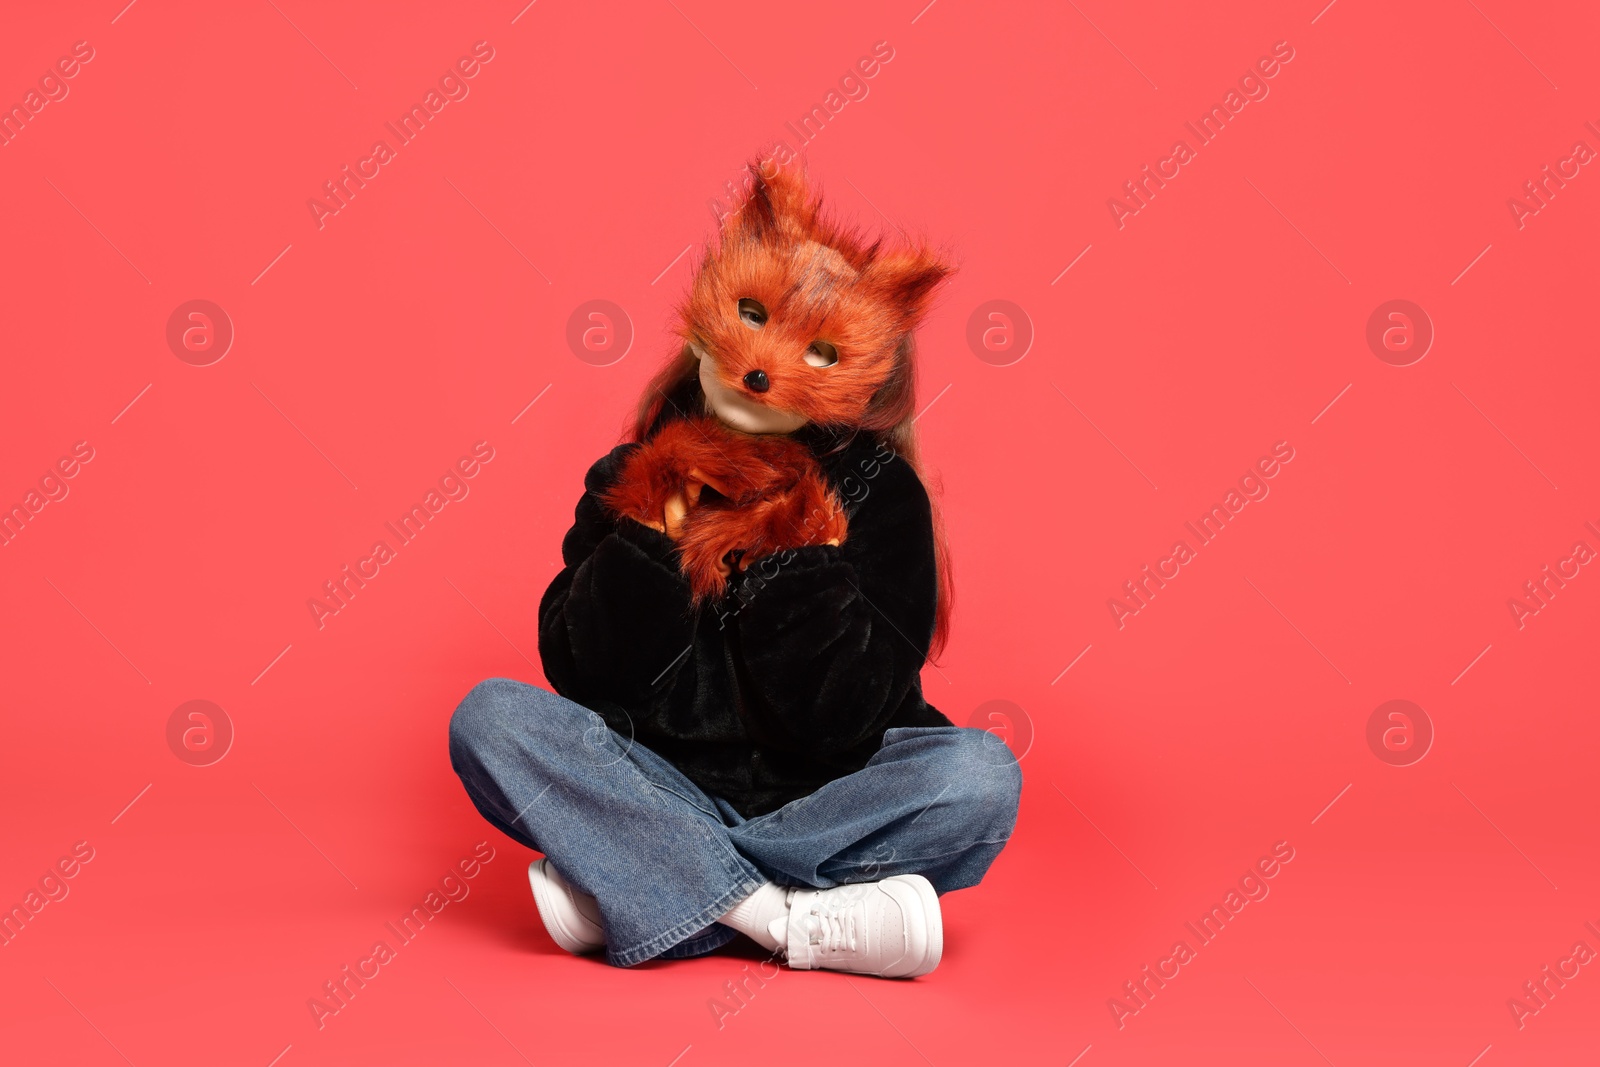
[727,727,1023,893]
[448,678,764,968]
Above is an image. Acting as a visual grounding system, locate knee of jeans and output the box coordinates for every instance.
[448,677,539,762]
[924,728,1023,841]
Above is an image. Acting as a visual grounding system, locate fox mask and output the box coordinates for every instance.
[681,159,952,431]
[605,157,953,603]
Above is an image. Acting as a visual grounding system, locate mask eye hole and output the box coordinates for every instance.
[804,340,838,368]
[738,299,768,330]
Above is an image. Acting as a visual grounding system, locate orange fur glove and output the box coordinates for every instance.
[601,417,848,602]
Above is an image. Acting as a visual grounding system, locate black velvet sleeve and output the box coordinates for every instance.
[537,445,697,708]
[723,443,939,755]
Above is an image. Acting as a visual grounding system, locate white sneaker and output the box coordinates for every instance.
[782,875,943,978]
[528,859,605,955]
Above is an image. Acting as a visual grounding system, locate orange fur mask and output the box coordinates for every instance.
[606,157,953,604]
[682,159,951,428]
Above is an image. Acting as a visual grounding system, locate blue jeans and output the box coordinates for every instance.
[448,678,1022,967]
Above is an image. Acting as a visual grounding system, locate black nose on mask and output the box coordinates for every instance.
[743,369,770,393]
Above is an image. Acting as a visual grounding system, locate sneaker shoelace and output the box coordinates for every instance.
[801,892,863,957]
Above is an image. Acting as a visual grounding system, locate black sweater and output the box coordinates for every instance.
[537,414,951,818]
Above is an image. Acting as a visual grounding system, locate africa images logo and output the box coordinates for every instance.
[1106,40,1297,229]
[306,42,496,229]
[306,442,495,629]
[1109,840,1297,1028]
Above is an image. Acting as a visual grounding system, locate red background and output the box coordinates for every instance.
[2,1,1597,1064]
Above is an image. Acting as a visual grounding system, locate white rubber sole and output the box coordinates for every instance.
[889,874,943,978]
[528,858,604,955]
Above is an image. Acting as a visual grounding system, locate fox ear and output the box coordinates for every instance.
[730,157,815,241]
[867,247,955,330]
